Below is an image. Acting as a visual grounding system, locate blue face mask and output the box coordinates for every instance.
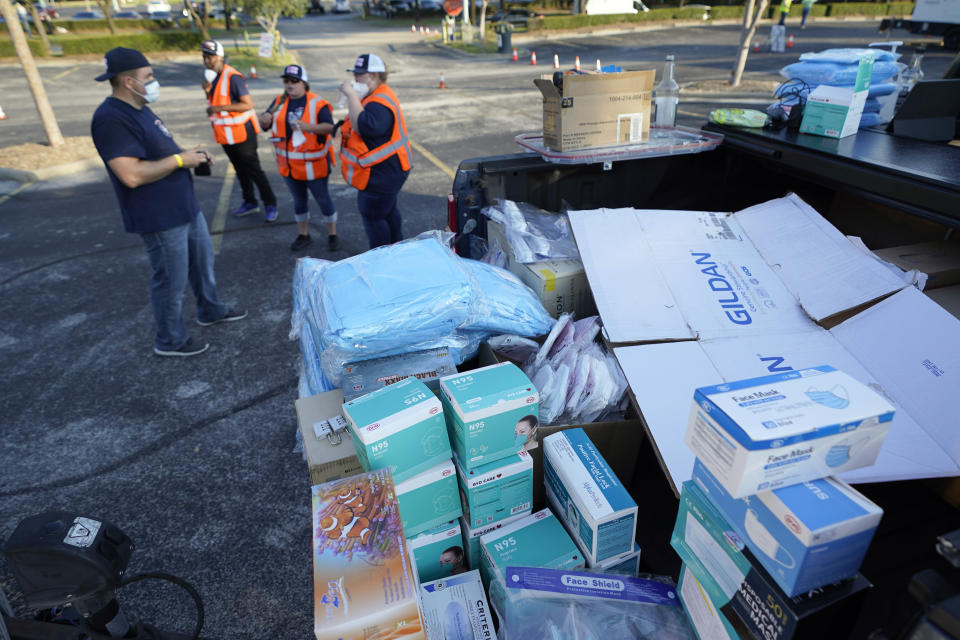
[826,444,851,467]
[805,385,849,409]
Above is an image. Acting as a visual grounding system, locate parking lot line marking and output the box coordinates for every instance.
[410,139,455,180]
[211,164,236,255]
[0,182,33,207]
[52,66,79,81]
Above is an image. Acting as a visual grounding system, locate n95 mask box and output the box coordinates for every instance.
[478,508,584,588]
[692,460,882,597]
[543,428,638,566]
[395,459,462,538]
[460,511,530,573]
[455,450,533,529]
[342,376,451,484]
[407,520,463,584]
[685,365,894,498]
[440,363,539,471]
[419,570,495,640]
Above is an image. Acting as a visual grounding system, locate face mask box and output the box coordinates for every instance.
[341,348,457,402]
[395,459,462,538]
[479,508,584,588]
[419,570,495,640]
[672,480,872,639]
[342,376,451,484]
[312,469,425,640]
[460,511,530,572]
[407,520,464,584]
[591,542,641,576]
[799,55,874,139]
[543,428,638,566]
[440,363,539,471]
[685,365,895,498]
[691,460,882,597]
[455,450,533,529]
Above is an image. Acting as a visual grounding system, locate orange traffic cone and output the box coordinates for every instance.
[574,56,581,72]
[530,51,537,65]
[553,54,559,69]
[787,33,795,47]
[438,72,446,89]
[753,40,759,53]
[0,106,6,120]
[512,48,518,61]
[420,25,425,33]
[411,24,416,31]
[250,65,257,79]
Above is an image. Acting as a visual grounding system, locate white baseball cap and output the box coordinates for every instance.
[348,53,386,74]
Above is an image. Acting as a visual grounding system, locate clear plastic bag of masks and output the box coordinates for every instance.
[488,566,694,640]
[481,199,581,263]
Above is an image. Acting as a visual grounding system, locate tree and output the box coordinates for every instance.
[729,0,770,86]
[0,0,65,146]
[240,0,304,49]
[184,0,211,41]
[92,0,118,33]
[23,0,52,55]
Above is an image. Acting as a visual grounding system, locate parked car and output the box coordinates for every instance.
[307,0,326,13]
[389,0,411,12]
[113,10,141,18]
[148,10,173,19]
[418,0,442,10]
[332,0,350,12]
[72,10,104,18]
[489,8,538,25]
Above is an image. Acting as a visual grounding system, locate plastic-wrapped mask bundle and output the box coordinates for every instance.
[459,259,555,336]
[779,59,900,86]
[481,199,580,263]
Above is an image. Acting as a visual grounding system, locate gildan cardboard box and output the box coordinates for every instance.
[312,469,425,640]
[873,241,960,290]
[535,70,655,151]
[685,365,895,497]
[455,450,533,529]
[419,570,494,640]
[395,459,462,538]
[342,376,451,484]
[341,348,457,402]
[407,520,463,584]
[460,511,530,572]
[479,508,584,588]
[295,389,363,486]
[672,480,872,639]
[799,55,874,139]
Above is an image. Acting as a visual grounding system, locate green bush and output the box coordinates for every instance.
[886,1,915,15]
[826,2,889,16]
[0,31,203,57]
[673,6,709,19]
[708,5,747,19]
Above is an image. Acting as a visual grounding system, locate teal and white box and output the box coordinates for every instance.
[799,54,874,139]
[685,365,895,498]
[591,542,641,576]
[479,508,584,587]
[440,362,539,471]
[419,570,494,640]
[677,563,738,640]
[460,511,530,572]
[407,520,464,584]
[342,376,451,484]
[455,449,533,529]
[692,459,882,597]
[395,459,462,538]
[543,427,638,565]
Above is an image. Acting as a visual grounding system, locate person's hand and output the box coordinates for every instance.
[258,111,273,129]
[180,148,213,169]
[339,80,356,99]
[331,119,345,137]
[205,105,218,116]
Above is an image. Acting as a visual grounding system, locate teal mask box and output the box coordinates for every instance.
[591,542,641,577]
[479,508,584,588]
[440,363,539,471]
[395,459,463,538]
[460,511,531,573]
[342,376,451,484]
[407,520,464,584]
[454,450,533,529]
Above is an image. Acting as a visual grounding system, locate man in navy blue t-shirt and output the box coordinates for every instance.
[91,47,246,357]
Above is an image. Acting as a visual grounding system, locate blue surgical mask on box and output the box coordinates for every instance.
[407,520,463,584]
[395,459,462,538]
[454,450,532,529]
[342,376,451,484]
[478,508,584,588]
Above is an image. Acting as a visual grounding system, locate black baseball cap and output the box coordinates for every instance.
[95,47,150,81]
[281,64,308,82]
[347,53,386,74]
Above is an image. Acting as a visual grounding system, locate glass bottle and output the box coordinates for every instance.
[655,55,679,128]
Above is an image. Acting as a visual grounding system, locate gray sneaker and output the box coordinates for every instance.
[197,308,248,327]
[154,337,210,357]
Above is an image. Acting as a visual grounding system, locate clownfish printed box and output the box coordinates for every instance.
[342,376,451,485]
[440,363,539,471]
[407,520,464,584]
[454,450,533,529]
[478,508,584,588]
[395,459,462,538]
[312,469,425,640]
[460,511,530,573]
[685,365,894,498]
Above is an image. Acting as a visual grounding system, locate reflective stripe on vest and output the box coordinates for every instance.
[355,92,412,167]
[270,93,333,180]
[209,65,258,145]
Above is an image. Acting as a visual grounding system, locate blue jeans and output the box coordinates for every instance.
[282,175,338,224]
[357,189,402,249]
[141,213,227,351]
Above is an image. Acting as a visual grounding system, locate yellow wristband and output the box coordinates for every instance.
[174,153,184,169]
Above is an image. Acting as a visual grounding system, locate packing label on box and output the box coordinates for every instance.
[461,511,531,572]
[543,427,638,565]
[455,450,533,528]
[686,365,895,497]
[678,564,738,640]
[407,520,464,584]
[395,459,462,538]
[419,570,495,640]
[479,508,583,586]
[342,376,451,484]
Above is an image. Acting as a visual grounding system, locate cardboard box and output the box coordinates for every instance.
[692,461,882,596]
[312,470,425,640]
[590,541,641,576]
[686,365,895,497]
[342,376,451,484]
[395,459,462,538]
[460,511,531,572]
[672,480,872,638]
[487,220,589,319]
[479,508,584,588]
[543,428,638,564]
[927,284,960,319]
[799,55,874,138]
[873,241,960,290]
[407,520,464,584]
[440,363,539,471]
[455,450,533,529]
[535,70,655,152]
[419,570,495,640]
[341,348,457,402]
[295,389,363,486]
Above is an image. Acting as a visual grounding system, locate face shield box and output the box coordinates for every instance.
[460,511,531,573]
[439,362,539,471]
[395,459,462,538]
[478,508,584,589]
[407,520,462,584]
[342,376,451,485]
[419,570,494,640]
[454,449,533,529]
[672,482,872,640]
[312,469,425,640]
[691,460,882,598]
[684,365,895,498]
[542,427,638,566]
[341,347,457,402]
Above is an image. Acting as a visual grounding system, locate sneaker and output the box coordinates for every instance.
[264,205,278,223]
[291,234,313,251]
[231,202,259,217]
[328,234,340,251]
[154,337,209,357]
[197,307,248,327]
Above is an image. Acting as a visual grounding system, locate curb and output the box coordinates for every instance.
[0,156,102,183]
